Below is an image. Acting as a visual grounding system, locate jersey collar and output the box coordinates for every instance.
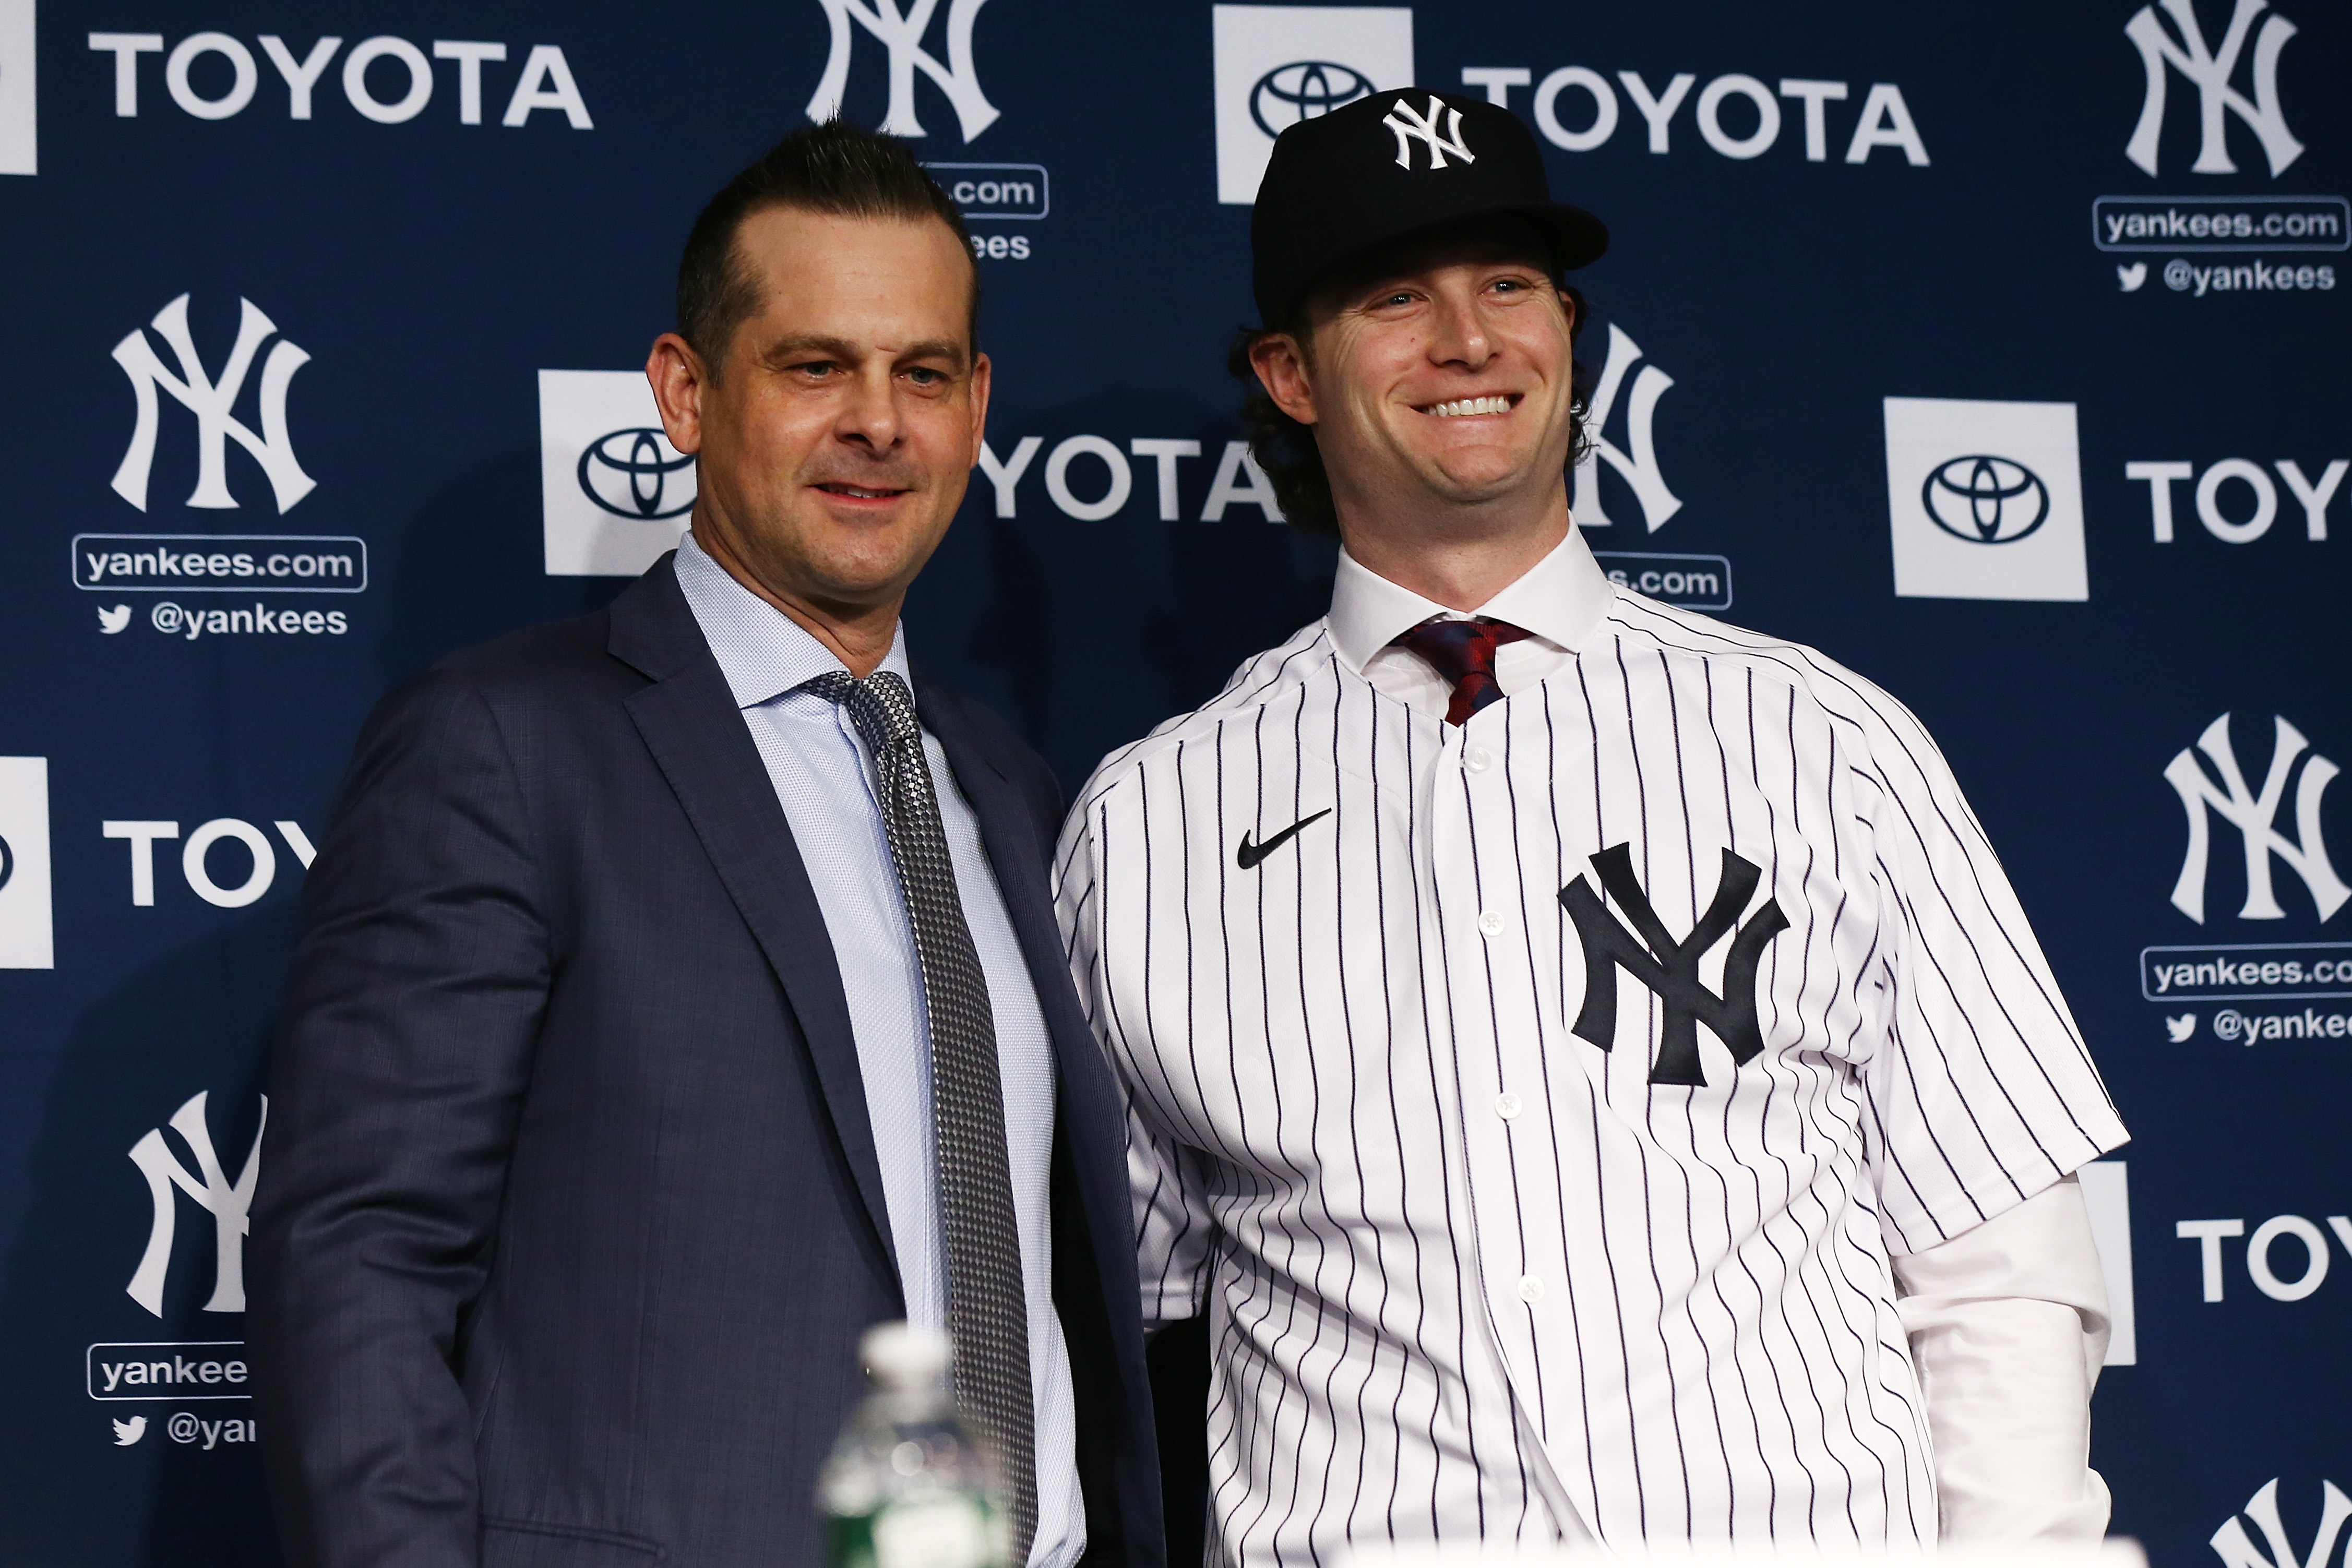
[1325,523,1617,677]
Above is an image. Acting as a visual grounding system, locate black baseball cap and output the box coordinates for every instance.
[1250,87,1608,326]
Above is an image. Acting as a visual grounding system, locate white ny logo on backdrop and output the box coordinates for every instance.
[805,0,1000,143]
[2124,0,2303,176]
[1382,95,1474,170]
[2210,1478,2351,1568]
[2166,714,2348,924]
[126,1091,267,1316]
[111,294,315,514]
[1573,322,1684,533]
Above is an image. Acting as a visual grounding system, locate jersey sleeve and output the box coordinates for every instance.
[1053,788,1216,1326]
[1843,691,2129,1256]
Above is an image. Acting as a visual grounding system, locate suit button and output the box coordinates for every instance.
[1477,910,1505,936]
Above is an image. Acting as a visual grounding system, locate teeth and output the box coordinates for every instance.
[1428,396,1511,418]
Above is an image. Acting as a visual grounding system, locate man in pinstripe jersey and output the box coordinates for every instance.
[1054,90,2127,1564]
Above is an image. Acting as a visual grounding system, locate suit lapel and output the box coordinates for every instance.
[613,562,900,1284]
[913,687,1061,1030]
[919,682,1153,1551]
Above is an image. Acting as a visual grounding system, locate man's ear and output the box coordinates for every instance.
[966,352,993,469]
[646,333,710,456]
[1248,332,1319,427]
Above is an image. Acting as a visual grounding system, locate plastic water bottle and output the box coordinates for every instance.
[819,1323,1010,1568]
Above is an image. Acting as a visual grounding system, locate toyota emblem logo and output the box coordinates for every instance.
[1921,454,2050,544]
[1250,61,1374,139]
[577,427,698,521]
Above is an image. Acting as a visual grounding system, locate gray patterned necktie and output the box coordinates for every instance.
[804,667,1037,1565]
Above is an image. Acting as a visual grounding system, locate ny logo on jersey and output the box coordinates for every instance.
[1560,843,1789,1086]
[1382,94,1474,170]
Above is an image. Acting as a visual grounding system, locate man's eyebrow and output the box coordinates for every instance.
[757,335,970,371]
[896,338,971,370]
[760,334,860,365]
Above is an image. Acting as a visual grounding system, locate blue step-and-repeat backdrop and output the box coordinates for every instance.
[0,1,2345,1563]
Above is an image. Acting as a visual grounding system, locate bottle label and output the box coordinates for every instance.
[831,1497,1005,1568]
[876,1497,996,1568]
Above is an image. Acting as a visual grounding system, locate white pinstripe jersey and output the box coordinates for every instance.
[1052,532,2126,1565]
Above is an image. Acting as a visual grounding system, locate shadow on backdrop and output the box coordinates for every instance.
[922,386,1340,795]
[0,908,294,1567]
[373,442,634,697]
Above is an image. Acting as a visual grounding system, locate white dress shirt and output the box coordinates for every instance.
[1057,523,2124,1563]
[674,533,1083,1568]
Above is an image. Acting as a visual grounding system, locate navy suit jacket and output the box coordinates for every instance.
[252,556,1162,1568]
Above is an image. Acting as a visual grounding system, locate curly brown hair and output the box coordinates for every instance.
[1228,281,1596,535]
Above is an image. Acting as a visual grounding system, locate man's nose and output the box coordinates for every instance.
[834,364,904,451]
[1426,290,1495,369]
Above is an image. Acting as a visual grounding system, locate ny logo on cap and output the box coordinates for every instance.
[1382,94,1475,171]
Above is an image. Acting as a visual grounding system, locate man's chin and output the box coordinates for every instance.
[1411,457,1554,508]
[798,529,951,602]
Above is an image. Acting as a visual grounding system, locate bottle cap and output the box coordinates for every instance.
[859,1322,951,1392]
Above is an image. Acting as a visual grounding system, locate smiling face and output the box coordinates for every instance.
[648,206,986,627]
[1252,221,1578,537]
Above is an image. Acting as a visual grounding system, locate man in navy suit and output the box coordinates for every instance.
[251,122,1161,1568]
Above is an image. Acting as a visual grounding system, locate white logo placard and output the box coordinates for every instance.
[0,757,52,968]
[1211,5,1413,205]
[539,370,697,578]
[2076,1161,2137,1366]
[0,0,33,176]
[1883,396,2088,601]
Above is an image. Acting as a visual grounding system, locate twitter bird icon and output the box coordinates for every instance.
[2118,262,2148,292]
[97,604,131,635]
[112,1416,147,1446]
[2166,1014,2197,1042]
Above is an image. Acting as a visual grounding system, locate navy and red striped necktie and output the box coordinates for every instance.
[1390,617,1535,726]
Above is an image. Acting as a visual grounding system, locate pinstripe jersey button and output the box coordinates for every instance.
[1517,1274,1545,1302]
[1494,1092,1523,1119]
[1476,910,1505,936]
[1464,746,1493,772]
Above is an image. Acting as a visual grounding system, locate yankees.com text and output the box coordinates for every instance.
[2154,957,2352,991]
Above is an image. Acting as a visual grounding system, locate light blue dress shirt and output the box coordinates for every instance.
[673,534,1082,1568]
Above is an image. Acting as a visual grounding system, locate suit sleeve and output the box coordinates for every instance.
[1053,791,1216,1327]
[252,668,552,1568]
[1843,691,2129,1255]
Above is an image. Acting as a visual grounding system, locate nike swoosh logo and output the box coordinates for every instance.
[1235,809,1332,870]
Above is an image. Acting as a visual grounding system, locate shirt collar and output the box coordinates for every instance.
[1325,524,1617,676]
[672,530,911,709]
